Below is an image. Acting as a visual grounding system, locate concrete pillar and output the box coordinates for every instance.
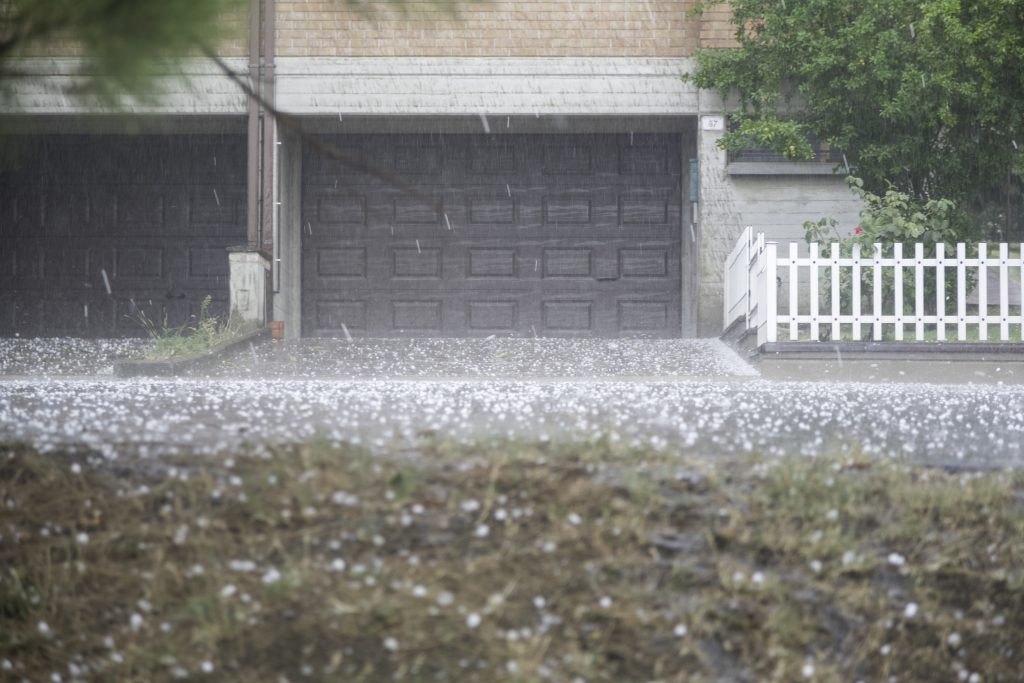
[680,122,699,338]
[272,126,302,338]
[227,247,270,331]
[697,110,744,337]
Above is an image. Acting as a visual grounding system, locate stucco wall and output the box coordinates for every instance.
[697,125,863,336]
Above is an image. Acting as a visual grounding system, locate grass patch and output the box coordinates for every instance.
[133,296,238,361]
[1,440,1023,682]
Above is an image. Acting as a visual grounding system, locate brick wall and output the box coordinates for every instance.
[276,0,700,57]
[15,5,249,57]
[9,1,731,60]
[698,2,737,48]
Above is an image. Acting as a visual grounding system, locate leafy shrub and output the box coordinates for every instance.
[803,178,975,338]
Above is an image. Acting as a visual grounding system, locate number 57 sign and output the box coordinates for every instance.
[701,116,726,131]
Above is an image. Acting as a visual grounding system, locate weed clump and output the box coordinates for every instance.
[132,295,237,361]
[0,440,1022,682]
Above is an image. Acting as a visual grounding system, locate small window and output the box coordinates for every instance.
[729,132,843,164]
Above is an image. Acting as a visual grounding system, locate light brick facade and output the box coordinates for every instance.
[275,0,699,57]
[17,8,250,57]
[12,1,728,59]
[697,4,737,48]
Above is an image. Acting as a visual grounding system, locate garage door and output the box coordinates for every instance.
[302,133,682,338]
[0,134,246,337]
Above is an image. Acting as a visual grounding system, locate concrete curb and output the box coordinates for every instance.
[758,341,1024,362]
[114,329,267,378]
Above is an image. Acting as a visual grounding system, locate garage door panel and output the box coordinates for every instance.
[305,298,368,335]
[189,140,247,185]
[7,244,44,282]
[5,190,42,234]
[307,239,680,289]
[1,134,246,337]
[315,192,368,228]
[619,300,671,333]
[303,133,682,338]
[189,188,244,230]
[392,194,444,226]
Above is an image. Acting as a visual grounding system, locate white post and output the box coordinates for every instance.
[228,247,271,331]
[936,243,946,341]
[914,243,924,340]
[752,233,765,341]
[1000,243,1009,341]
[765,242,778,343]
[873,243,883,341]
[789,242,798,340]
[957,243,967,341]
[745,228,753,328]
[809,242,819,341]
[978,243,988,341]
[894,243,904,341]
[723,251,731,332]
[754,237,765,346]
[830,242,840,340]
[852,244,862,341]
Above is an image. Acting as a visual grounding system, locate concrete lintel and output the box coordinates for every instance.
[3,56,701,117]
[274,56,699,116]
[295,114,694,135]
[0,57,249,115]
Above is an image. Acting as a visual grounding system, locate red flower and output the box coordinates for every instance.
[854,226,862,234]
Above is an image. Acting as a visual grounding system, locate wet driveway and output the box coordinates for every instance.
[1,338,1022,468]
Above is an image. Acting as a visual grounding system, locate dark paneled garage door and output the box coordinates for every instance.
[0,135,246,337]
[302,133,682,338]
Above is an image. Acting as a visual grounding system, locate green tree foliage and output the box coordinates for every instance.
[0,0,461,97]
[0,0,249,95]
[688,0,1024,222]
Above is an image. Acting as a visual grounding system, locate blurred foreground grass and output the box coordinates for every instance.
[1,439,1023,682]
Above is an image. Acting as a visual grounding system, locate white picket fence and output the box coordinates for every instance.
[724,227,1024,346]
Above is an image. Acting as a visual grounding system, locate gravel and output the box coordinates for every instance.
[1,377,1022,468]
[2,337,1022,468]
[0,338,146,376]
[199,338,759,379]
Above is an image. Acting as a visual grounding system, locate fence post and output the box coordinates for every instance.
[914,243,924,340]
[764,242,778,343]
[872,243,882,341]
[789,242,798,341]
[893,243,904,341]
[830,242,840,340]
[744,227,753,330]
[809,242,819,341]
[722,251,730,333]
[978,243,988,341]
[957,243,967,341]
[852,244,862,341]
[936,243,946,341]
[999,243,1009,341]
